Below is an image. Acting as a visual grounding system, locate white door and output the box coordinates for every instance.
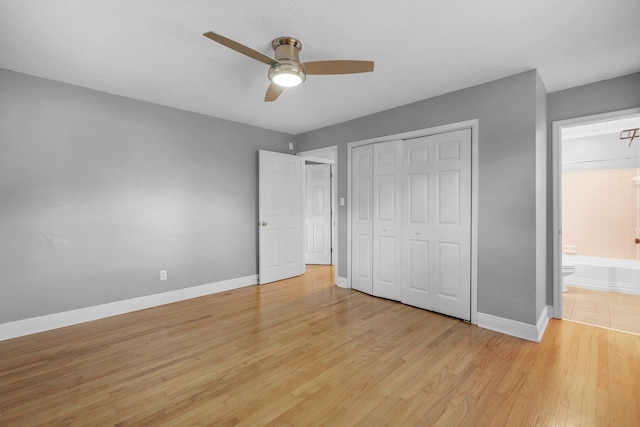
[259,150,304,284]
[351,144,374,294]
[372,140,402,301]
[401,129,471,320]
[305,164,332,264]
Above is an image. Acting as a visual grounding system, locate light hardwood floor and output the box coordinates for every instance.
[1,265,639,426]
[563,286,640,335]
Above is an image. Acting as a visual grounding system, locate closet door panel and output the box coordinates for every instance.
[430,130,471,320]
[355,234,372,285]
[437,170,460,225]
[352,145,374,295]
[402,129,471,320]
[372,140,402,301]
[436,241,461,298]
[409,173,429,224]
[407,239,429,292]
[377,235,397,283]
[402,141,434,310]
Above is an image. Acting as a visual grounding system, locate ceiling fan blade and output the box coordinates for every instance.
[302,60,374,75]
[203,31,278,66]
[264,83,285,102]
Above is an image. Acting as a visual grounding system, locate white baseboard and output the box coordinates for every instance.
[536,305,551,342]
[477,306,550,342]
[0,274,258,342]
[336,276,348,288]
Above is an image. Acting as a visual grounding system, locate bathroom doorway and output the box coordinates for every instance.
[553,108,640,335]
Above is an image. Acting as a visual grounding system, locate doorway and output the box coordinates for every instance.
[297,147,338,284]
[304,162,332,265]
[552,108,640,335]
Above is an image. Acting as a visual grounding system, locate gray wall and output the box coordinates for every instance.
[0,69,293,323]
[297,70,544,324]
[548,72,640,123]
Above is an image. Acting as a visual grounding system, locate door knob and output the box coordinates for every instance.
[635,238,640,244]
[382,228,388,232]
[260,221,268,227]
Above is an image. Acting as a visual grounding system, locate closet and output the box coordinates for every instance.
[351,129,471,321]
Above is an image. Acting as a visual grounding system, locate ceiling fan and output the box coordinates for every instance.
[203,31,374,102]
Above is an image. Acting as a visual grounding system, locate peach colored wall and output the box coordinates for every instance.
[562,168,639,259]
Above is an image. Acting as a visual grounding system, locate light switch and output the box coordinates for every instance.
[339,197,345,206]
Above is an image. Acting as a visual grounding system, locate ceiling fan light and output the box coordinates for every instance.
[268,63,306,87]
[272,72,303,87]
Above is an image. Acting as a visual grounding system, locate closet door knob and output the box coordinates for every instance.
[382,228,388,232]
[415,232,421,236]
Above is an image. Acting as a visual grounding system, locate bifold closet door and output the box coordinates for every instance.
[372,140,402,301]
[401,129,471,320]
[351,144,374,294]
[351,141,402,300]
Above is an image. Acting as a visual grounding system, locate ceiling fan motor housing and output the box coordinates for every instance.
[268,37,307,86]
[272,37,302,62]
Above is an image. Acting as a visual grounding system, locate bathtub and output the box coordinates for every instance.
[563,255,640,295]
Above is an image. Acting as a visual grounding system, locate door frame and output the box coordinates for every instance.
[346,119,479,325]
[297,146,338,285]
[551,107,640,318]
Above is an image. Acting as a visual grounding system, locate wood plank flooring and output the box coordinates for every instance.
[1,265,639,426]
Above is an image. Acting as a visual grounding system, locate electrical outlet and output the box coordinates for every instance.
[160,270,167,280]
[289,142,294,150]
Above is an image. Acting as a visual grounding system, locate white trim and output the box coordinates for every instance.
[551,107,640,319]
[296,146,337,162]
[346,119,479,323]
[552,119,562,319]
[470,122,479,325]
[298,155,335,164]
[478,305,550,342]
[347,144,353,289]
[536,305,551,342]
[336,276,348,288]
[0,275,257,341]
[346,120,477,148]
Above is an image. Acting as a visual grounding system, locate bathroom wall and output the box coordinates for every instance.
[562,168,638,260]
[561,123,640,260]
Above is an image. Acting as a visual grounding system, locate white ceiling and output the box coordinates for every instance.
[1,0,639,135]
